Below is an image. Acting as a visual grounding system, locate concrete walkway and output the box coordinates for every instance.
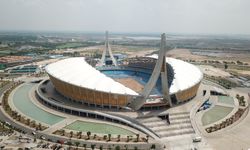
[158,83,213,149]
[0,82,163,150]
[205,87,250,150]
[43,118,76,134]
[6,79,250,149]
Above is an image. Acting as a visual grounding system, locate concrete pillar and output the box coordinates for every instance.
[128,33,172,110]
[100,31,117,66]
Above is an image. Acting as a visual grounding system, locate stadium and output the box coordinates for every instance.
[41,33,203,111]
[44,55,202,110]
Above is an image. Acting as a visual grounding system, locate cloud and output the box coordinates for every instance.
[0,0,249,34]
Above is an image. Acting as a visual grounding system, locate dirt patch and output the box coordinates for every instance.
[167,48,250,64]
[198,65,231,77]
[114,78,144,93]
[167,48,207,60]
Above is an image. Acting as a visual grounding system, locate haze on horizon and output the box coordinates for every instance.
[0,0,250,35]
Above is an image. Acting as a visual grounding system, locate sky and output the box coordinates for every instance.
[0,0,250,35]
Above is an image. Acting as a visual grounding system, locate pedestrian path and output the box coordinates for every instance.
[137,112,195,138]
[42,118,76,134]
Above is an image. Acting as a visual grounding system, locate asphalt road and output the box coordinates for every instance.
[0,108,153,149]
[0,82,69,146]
[0,106,151,148]
[0,82,157,149]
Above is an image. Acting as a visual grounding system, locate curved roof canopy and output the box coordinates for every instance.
[148,54,203,94]
[46,57,139,96]
[46,56,203,96]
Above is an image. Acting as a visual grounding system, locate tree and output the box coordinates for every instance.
[77,131,82,139]
[87,131,91,140]
[151,144,156,150]
[126,136,130,142]
[224,63,228,69]
[75,141,80,150]
[83,144,87,150]
[240,96,245,102]
[10,110,14,117]
[108,134,111,141]
[115,146,121,150]
[38,123,42,130]
[17,115,21,121]
[32,121,36,127]
[61,129,65,136]
[70,131,74,138]
[99,145,103,150]
[117,135,120,142]
[135,134,140,142]
[26,119,30,126]
[237,60,243,65]
[239,96,246,106]
[146,135,149,142]
[91,144,96,150]
[103,135,107,141]
[236,94,240,99]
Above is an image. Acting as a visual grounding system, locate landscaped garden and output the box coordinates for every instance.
[1,82,48,131]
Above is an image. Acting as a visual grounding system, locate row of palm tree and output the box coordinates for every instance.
[204,74,237,89]
[56,129,149,143]
[1,82,155,149]
[206,108,245,133]
[62,140,155,150]
[1,81,47,131]
[0,80,10,88]
[236,94,246,107]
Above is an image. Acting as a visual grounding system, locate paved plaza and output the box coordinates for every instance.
[0,76,250,149]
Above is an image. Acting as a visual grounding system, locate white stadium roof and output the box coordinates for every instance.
[45,57,139,96]
[148,54,203,94]
[46,56,203,96]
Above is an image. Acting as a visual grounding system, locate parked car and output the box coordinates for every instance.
[193,136,202,142]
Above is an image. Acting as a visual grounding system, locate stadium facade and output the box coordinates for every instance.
[45,33,203,110]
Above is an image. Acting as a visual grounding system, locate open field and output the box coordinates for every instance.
[50,44,156,58]
[56,43,84,49]
[167,48,250,76]
[115,78,144,93]
[168,48,250,64]
[198,65,231,77]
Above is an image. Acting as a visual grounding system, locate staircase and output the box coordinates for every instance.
[137,112,195,138]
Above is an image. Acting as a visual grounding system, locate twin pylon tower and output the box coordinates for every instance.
[99,31,172,110]
[100,31,117,66]
[128,33,172,110]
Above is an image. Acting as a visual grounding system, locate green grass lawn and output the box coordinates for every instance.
[64,120,135,135]
[56,43,85,49]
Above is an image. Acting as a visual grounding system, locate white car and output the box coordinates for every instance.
[40,136,46,140]
[193,136,202,142]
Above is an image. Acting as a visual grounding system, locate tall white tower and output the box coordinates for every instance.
[100,31,117,66]
[128,33,172,110]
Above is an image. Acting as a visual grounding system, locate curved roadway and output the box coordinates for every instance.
[0,82,162,150]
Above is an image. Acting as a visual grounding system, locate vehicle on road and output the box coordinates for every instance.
[193,136,202,142]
